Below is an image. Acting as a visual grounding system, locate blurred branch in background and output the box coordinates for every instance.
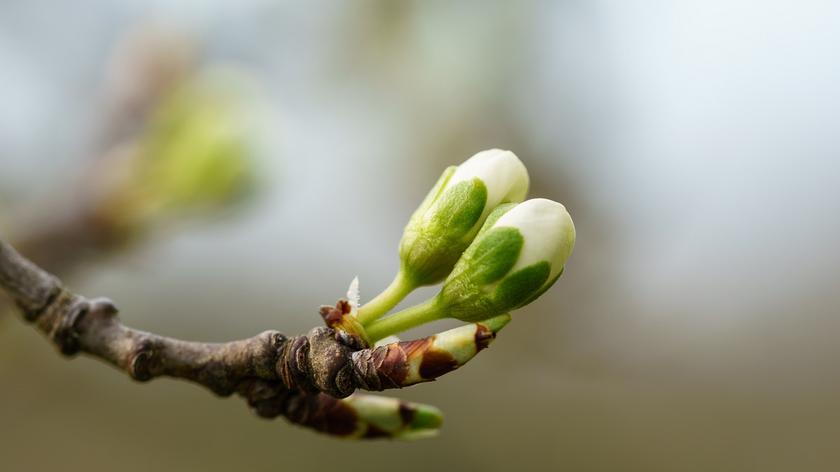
[1,23,257,316]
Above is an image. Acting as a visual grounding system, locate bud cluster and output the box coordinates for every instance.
[356,149,575,342]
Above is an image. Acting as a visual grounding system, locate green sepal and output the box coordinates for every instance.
[455,227,523,285]
[430,179,488,235]
[493,261,551,309]
[403,166,457,230]
[520,266,564,307]
[436,218,556,322]
[399,178,488,285]
[474,202,517,240]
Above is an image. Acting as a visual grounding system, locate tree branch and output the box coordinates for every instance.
[1,237,494,438]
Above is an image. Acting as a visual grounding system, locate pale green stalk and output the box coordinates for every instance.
[356,271,415,325]
[364,298,443,343]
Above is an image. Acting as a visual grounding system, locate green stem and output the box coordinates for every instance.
[363,298,444,343]
[357,270,416,325]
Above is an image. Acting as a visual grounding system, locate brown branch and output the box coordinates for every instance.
[0,237,463,438]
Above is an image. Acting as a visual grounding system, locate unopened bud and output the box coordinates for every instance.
[399,149,529,286]
[438,198,575,322]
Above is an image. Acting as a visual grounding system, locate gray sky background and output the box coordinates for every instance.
[2,2,840,471]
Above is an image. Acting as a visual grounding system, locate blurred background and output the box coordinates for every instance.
[2,1,840,471]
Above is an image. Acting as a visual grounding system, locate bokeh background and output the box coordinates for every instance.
[2,1,840,471]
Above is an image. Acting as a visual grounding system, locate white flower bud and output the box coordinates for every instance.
[399,149,530,286]
[437,198,575,322]
[431,149,529,228]
[492,198,575,285]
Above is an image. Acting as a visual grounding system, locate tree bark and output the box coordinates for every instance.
[0,237,481,438]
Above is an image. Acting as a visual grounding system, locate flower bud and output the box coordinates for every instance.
[364,314,511,384]
[437,198,575,322]
[399,149,529,286]
[362,198,575,341]
[338,394,443,440]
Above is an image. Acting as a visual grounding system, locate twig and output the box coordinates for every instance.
[0,237,491,438]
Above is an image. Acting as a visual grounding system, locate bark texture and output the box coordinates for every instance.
[0,237,469,438]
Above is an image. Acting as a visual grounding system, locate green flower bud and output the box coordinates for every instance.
[365,314,511,384]
[357,150,529,326]
[399,149,530,286]
[363,198,574,342]
[439,198,575,322]
[337,394,443,440]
